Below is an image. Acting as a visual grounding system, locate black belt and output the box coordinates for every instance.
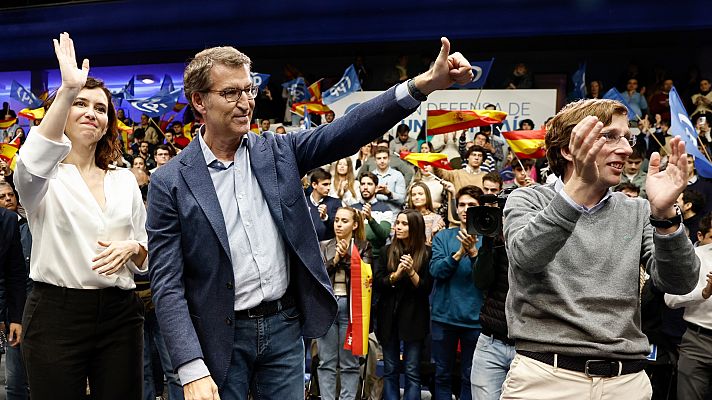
[481,329,515,346]
[687,322,712,336]
[235,294,296,319]
[517,350,647,377]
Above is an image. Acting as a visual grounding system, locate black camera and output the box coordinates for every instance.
[466,189,513,237]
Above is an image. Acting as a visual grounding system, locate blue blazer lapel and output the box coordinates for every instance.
[248,132,285,228]
[179,140,232,261]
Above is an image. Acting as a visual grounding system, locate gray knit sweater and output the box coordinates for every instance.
[503,183,699,359]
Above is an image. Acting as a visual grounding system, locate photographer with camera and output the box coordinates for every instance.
[501,99,699,399]
[466,177,516,400]
[429,185,485,400]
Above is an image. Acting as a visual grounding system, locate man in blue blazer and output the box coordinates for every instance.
[146,37,474,400]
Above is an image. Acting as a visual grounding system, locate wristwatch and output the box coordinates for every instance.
[407,79,428,102]
[649,204,683,229]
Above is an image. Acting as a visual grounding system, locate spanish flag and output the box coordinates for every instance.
[0,137,21,170]
[400,151,453,170]
[250,123,260,134]
[0,118,18,130]
[308,79,322,101]
[291,101,332,115]
[344,242,372,356]
[183,122,194,141]
[19,107,45,121]
[426,109,507,135]
[117,120,133,152]
[501,129,547,159]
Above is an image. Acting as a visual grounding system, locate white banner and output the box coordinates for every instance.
[328,89,557,135]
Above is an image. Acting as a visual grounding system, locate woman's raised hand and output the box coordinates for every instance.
[53,32,89,91]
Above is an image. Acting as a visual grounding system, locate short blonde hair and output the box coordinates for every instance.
[546,99,628,178]
[183,46,252,110]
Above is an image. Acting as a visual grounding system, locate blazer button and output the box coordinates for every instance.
[226,282,233,290]
[225,317,232,326]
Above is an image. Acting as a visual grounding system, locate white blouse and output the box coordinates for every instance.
[15,129,147,289]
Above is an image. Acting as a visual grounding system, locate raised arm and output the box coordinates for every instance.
[15,33,89,211]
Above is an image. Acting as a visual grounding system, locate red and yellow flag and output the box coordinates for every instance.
[291,101,332,115]
[400,151,453,170]
[250,123,260,134]
[501,129,547,159]
[19,107,45,121]
[426,109,507,135]
[183,122,194,141]
[117,120,134,152]
[308,80,322,101]
[0,137,21,170]
[0,118,18,130]
[344,243,372,356]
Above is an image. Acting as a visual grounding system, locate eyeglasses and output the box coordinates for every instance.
[204,86,259,103]
[601,131,636,147]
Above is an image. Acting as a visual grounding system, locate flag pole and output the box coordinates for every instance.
[635,114,669,158]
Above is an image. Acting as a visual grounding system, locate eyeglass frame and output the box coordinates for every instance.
[600,130,636,147]
[202,86,259,103]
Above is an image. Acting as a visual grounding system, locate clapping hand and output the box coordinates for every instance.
[334,239,349,264]
[566,116,606,185]
[318,204,327,220]
[362,202,372,221]
[646,137,688,219]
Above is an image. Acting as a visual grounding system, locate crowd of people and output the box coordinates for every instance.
[0,32,710,400]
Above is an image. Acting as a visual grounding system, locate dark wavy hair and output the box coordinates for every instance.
[387,209,428,273]
[45,77,122,170]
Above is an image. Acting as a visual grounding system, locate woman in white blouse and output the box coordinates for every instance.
[15,33,147,400]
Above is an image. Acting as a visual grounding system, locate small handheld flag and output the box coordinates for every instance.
[400,151,453,170]
[501,130,547,159]
[344,242,372,356]
[426,109,507,135]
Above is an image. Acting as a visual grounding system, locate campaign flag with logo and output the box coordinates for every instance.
[127,89,182,118]
[323,65,361,105]
[250,72,271,91]
[502,129,547,159]
[602,88,637,121]
[113,76,135,107]
[453,58,494,89]
[400,151,453,170]
[426,109,507,135]
[158,74,175,95]
[343,242,372,356]
[10,81,43,109]
[282,77,309,103]
[669,86,712,178]
[572,62,586,100]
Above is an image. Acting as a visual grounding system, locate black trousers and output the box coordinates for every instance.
[22,282,144,400]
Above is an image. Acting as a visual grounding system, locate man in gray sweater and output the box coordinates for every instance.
[500,99,700,400]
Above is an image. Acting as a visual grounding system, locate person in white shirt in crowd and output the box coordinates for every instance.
[329,157,360,206]
[665,212,712,400]
[14,33,148,400]
[407,181,444,245]
[373,147,406,212]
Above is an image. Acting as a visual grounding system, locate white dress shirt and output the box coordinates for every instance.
[15,129,147,290]
[665,243,712,329]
